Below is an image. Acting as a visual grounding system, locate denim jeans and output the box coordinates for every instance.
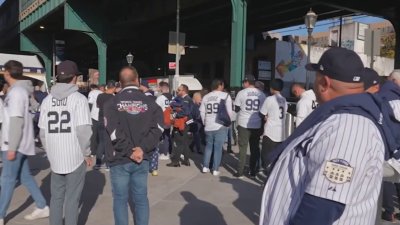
[203,127,229,171]
[110,160,149,225]
[0,151,47,219]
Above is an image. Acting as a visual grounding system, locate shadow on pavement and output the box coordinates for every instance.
[78,170,106,225]
[179,191,228,225]
[220,176,262,224]
[6,172,51,222]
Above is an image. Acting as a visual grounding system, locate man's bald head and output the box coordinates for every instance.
[389,69,400,87]
[119,66,139,87]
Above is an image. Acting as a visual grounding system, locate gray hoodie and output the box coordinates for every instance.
[50,83,79,100]
[40,83,93,158]
[9,80,35,151]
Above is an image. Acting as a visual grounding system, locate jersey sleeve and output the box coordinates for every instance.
[296,100,309,126]
[234,91,243,107]
[260,97,271,116]
[304,114,385,204]
[226,95,233,120]
[74,96,92,127]
[0,98,4,123]
[199,99,206,125]
[38,99,48,129]
[7,90,26,118]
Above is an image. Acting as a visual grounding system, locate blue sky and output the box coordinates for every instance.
[269,15,385,36]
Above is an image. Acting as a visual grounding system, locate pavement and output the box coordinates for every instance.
[0,147,263,225]
[0,147,399,225]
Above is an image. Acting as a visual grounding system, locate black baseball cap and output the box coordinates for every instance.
[106,80,116,89]
[56,60,80,76]
[243,74,256,83]
[306,47,364,83]
[141,79,150,88]
[270,79,284,91]
[362,68,380,90]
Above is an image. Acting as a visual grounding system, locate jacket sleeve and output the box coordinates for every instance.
[103,98,135,157]
[137,103,163,153]
[289,193,345,225]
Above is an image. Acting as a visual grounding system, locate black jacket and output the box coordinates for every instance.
[104,86,163,166]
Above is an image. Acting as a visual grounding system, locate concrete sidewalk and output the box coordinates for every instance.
[1,148,397,225]
[1,149,263,225]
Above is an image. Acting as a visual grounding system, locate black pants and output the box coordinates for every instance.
[237,126,262,176]
[382,181,400,214]
[171,127,191,163]
[159,129,172,155]
[90,119,100,155]
[261,136,281,170]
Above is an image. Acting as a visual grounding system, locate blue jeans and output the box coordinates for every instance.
[110,160,149,225]
[0,152,47,219]
[203,127,229,171]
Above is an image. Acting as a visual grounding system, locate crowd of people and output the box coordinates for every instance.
[0,46,399,225]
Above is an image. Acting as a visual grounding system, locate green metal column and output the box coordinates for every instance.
[20,33,53,85]
[65,1,107,84]
[230,0,247,88]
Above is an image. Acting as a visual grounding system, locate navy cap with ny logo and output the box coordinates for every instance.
[306,47,365,83]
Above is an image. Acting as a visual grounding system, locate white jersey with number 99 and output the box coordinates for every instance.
[234,87,266,129]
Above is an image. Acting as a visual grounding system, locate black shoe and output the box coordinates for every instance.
[248,173,256,179]
[166,162,181,167]
[382,211,395,222]
[182,160,191,166]
[235,173,244,179]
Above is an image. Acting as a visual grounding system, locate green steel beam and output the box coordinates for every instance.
[64,1,106,84]
[20,0,65,32]
[230,0,247,88]
[20,33,52,85]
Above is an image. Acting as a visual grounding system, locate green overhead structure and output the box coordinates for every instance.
[20,33,53,85]
[64,1,107,84]
[230,0,247,88]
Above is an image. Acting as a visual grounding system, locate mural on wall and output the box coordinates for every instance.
[275,40,307,82]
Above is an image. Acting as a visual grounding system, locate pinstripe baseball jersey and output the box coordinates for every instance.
[296,90,317,126]
[260,93,287,142]
[1,83,35,155]
[260,113,385,225]
[39,92,92,174]
[234,87,266,128]
[389,100,400,121]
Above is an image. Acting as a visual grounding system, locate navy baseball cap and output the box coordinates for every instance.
[306,47,364,83]
[57,60,80,76]
[270,79,284,91]
[362,68,380,90]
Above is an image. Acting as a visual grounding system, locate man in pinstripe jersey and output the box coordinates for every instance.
[260,48,386,225]
[39,60,93,225]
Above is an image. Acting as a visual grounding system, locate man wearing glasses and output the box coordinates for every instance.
[167,84,194,167]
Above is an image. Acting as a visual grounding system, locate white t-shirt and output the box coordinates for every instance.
[260,114,384,225]
[39,92,92,174]
[1,85,35,155]
[234,87,266,129]
[296,90,317,126]
[260,93,288,142]
[88,89,102,121]
[200,91,233,131]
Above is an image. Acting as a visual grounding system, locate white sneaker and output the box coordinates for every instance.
[202,167,210,173]
[0,218,4,225]
[213,171,220,176]
[159,154,170,160]
[24,206,49,220]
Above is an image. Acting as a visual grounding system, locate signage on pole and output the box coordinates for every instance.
[364,29,381,57]
[168,62,176,70]
[168,31,186,55]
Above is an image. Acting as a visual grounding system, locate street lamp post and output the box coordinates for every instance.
[126,52,134,66]
[304,8,317,90]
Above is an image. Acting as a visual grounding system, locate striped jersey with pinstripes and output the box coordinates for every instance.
[259,113,385,225]
[39,92,92,174]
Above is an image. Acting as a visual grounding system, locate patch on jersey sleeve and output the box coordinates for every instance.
[323,159,354,184]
